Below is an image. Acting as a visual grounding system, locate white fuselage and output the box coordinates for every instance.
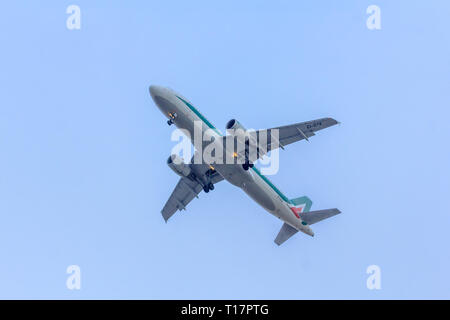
[149,85,313,236]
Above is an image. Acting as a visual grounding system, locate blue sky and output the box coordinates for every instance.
[0,1,449,299]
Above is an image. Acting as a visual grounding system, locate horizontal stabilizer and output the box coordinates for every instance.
[274,223,298,246]
[300,208,341,225]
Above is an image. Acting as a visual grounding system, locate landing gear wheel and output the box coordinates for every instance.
[249,163,254,168]
[208,183,214,191]
[242,163,249,171]
[203,185,210,193]
[167,112,177,126]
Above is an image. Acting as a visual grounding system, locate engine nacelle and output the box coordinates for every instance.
[226,119,246,134]
[167,154,192,177]
[226,119,257,147]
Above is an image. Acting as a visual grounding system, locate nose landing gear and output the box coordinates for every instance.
[167,112,177,126]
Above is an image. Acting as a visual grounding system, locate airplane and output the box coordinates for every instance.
[149,85,341,245]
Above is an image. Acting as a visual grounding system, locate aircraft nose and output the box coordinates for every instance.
[149,85,164,99]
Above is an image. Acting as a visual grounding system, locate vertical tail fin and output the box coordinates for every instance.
[275,196,341,245]
[288,196,313,218]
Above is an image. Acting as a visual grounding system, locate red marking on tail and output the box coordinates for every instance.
[290,206,303,219]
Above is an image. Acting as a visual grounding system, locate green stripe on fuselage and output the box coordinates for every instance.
[251,167,291,203]
[176,96,222,136]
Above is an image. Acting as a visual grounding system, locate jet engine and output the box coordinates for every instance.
[167,154,192,177]
[225,119,257,171]
[226,118,258,145]
[226,118,253,142]
[226,119,246,134]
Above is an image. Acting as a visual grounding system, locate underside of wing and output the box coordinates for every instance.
[161,177,203,222]
[161,160,223,222]
[281,117,337,143]
[246,117,338,162]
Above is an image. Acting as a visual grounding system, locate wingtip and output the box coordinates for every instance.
[331,118,340,125]
[161,213,169,223]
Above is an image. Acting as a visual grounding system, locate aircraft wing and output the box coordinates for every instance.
[247,117,339,162]
[161,163,223,222]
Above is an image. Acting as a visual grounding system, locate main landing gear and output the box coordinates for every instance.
[202,168,216,193]
[203,182,214,193]
[241,138,254,171]
[167,112,177,126]
[242,161,254,171]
